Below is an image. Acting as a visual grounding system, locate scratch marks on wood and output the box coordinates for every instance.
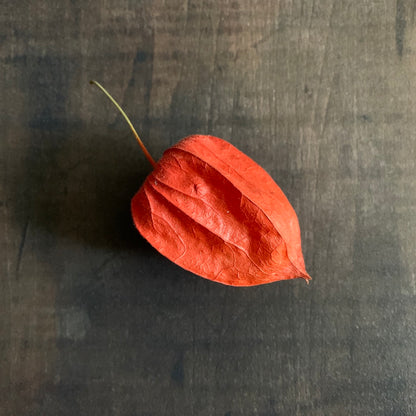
[318,73,334,139]
[15,218,29,277]
[311,0,335,134]
[251,29,278,49]
[396,0,406,57]
[171,350,185,385]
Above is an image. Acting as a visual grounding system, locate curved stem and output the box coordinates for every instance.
[90,80,156,168]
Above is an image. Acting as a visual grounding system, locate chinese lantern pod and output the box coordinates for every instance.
[131,134,311,286]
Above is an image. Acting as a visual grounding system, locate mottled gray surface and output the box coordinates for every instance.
[1,1,416,415]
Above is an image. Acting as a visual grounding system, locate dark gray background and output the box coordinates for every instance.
[1,1,416,415]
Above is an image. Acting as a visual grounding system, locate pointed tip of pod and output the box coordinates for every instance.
[304,274,312,284]
[297,267,312,283]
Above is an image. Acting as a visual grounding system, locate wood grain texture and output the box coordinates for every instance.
[1,0,416,415]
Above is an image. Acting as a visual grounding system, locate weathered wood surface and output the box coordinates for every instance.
[1,1,416,415]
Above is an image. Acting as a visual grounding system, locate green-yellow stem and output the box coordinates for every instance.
[90,80,156,168]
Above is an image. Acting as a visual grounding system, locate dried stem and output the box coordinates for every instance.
[90,80,156,168]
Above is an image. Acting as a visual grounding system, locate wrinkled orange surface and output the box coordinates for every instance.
[131,135,310,286]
